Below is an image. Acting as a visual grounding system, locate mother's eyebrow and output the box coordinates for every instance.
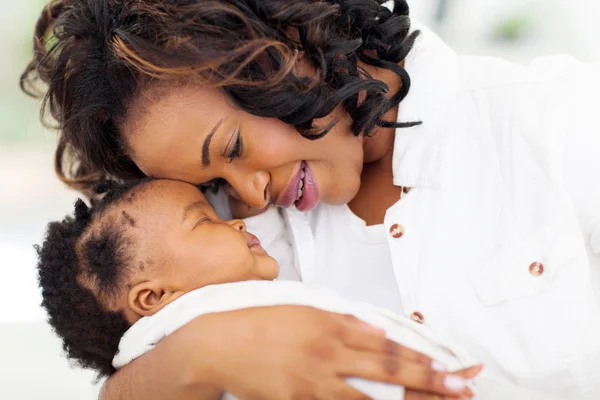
[202,118,224,167]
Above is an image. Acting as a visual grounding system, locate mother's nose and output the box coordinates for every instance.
[226,170,270,209]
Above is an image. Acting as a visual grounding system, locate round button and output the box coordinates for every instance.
[529,262,544,277]
[389,223,404,239]
[410,312,424,324]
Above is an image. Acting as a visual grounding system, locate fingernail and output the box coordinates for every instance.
[466,364,484,378]
[444,375,466,392]
[431,360,448,371]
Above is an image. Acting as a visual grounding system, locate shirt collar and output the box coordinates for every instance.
[392,21,458,189]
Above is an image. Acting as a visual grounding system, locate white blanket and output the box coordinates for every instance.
[113,280,565,400]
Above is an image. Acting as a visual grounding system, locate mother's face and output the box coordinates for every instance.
[123,85,364,211]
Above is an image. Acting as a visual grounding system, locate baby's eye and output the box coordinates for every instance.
[193,217,210,229]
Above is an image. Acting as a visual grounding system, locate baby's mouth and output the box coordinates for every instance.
[245,232,267,255]
[246,233,261,248]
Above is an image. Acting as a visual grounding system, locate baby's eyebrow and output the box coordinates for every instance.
[182,200,208,221]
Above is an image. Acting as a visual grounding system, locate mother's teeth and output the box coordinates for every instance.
[296,166,307,201]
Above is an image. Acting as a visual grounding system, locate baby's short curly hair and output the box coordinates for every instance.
[36,179,149,378]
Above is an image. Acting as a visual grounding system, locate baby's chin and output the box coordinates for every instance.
[255,255,280,281]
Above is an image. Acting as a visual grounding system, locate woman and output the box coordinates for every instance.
[22,0,600,399]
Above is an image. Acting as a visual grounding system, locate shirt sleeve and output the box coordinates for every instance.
[555,59,600,253]
[244,206,302,281]
[525,56,600,254]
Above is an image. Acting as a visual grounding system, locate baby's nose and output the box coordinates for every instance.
[228,219,246,232]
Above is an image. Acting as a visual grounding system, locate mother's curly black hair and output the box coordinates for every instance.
[21,0,419,192]
[36,180,146,378]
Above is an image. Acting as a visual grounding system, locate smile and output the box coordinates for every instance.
[296,166,306,201]
[277,161,320,211]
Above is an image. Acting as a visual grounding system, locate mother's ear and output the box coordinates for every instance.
[127,280,180,317]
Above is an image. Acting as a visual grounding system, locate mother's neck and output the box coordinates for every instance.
[349,61,403,226]
[359,59,403,163]
[350,120,400,226]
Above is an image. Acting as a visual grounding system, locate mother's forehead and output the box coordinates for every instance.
[134,83,232,117]
[121,84,235,173]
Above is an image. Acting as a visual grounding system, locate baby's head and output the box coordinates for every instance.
[36,179,279,377]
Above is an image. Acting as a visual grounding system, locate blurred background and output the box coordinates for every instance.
[1,0,600,398]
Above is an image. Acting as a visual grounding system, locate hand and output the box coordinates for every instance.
[180,306,480,400]
[405,365,484,400]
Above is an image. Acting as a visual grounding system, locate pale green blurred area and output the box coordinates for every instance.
[1,0,600,398]
[0,1,102,398]
[1,0,48,143]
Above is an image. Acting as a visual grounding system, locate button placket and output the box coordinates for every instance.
[384,188,425,322]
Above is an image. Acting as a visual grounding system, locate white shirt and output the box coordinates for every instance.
[113,281,564,400]
[311,204,404,315]
[241,21,600,399]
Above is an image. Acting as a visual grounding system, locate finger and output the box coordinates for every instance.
[406,391,472,400]
[402,365,482,398]
[463,386,474,398]
[452,364,484,379]
[339,314,387,336]
[338,351,468,397]
[405,390,439,400]
[338,315,434,368]
[451,365,483,399]
[327,383,374,400]
[449,364,483,398]
[405,391,443,400]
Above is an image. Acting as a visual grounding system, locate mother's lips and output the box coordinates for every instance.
[295,161,319,211]
[275,161,319,211]
[276,161,305,208]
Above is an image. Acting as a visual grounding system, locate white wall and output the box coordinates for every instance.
[0,323,101,399]
[409,0,600,63]
[0,150,98,399]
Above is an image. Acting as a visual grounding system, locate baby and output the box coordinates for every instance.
[36,179,561,400]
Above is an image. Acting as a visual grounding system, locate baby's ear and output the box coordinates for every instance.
[127,281,178,317]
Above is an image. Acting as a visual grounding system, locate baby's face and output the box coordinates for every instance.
[116,180,279,293]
